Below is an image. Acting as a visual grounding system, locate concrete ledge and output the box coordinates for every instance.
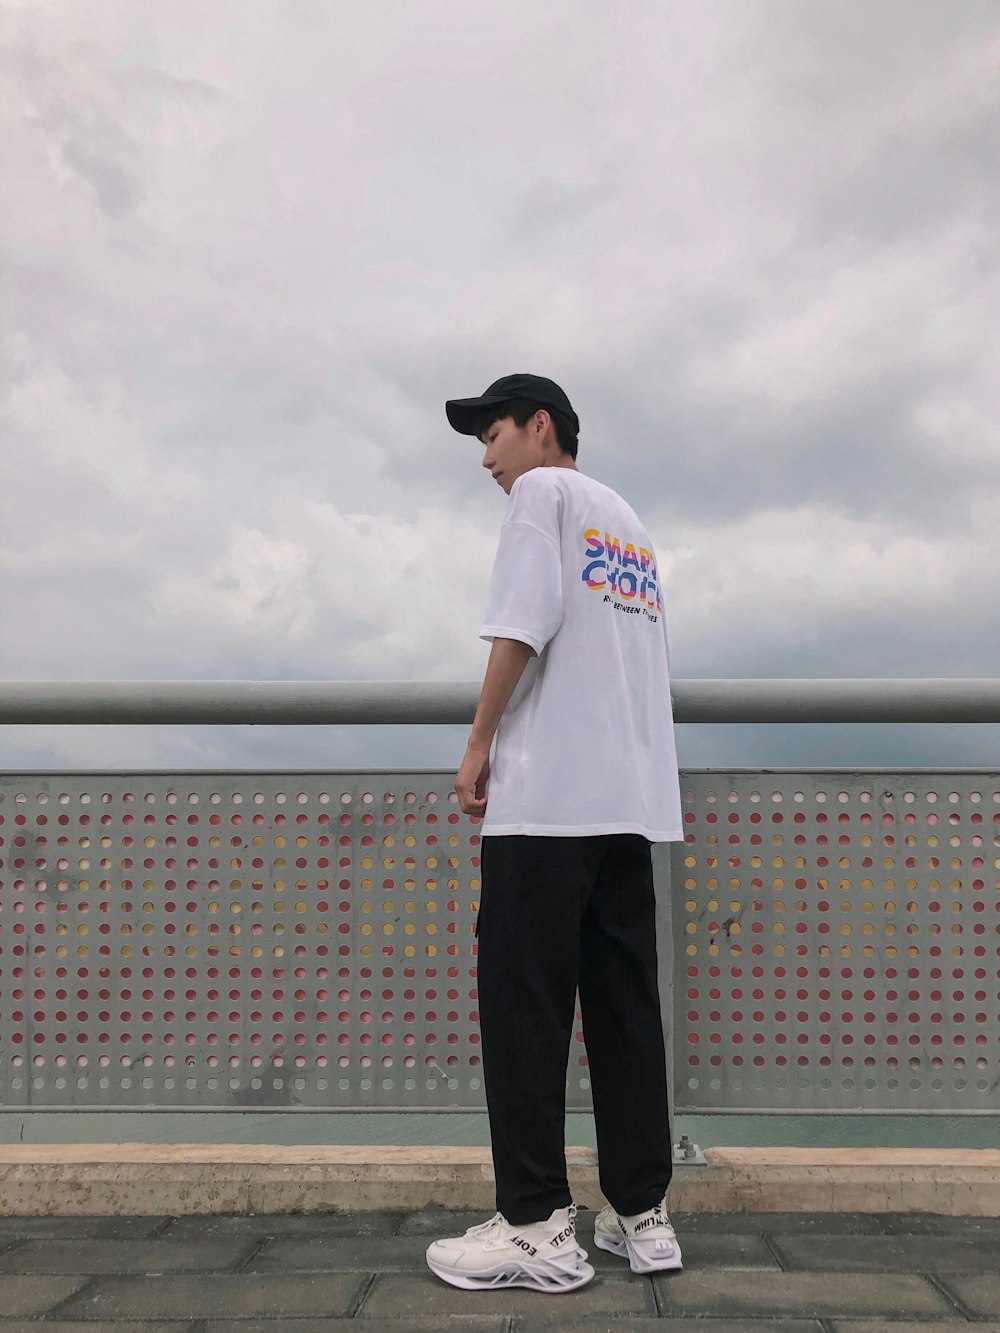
[0,1145,998,1217]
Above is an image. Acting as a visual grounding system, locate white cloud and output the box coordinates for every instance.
[2,0,998,770]
[0,529,141,573]
[653,493,998,682]
[692,238,988,411]
[7,363,197,504]
[141,496,496,681]
[150,523,316,643]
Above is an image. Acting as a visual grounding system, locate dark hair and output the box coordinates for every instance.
[473,398,579,460]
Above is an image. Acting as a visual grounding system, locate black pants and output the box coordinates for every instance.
[477,833,673,1225]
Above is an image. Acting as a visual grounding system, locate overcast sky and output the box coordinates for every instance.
[2,0,999,776]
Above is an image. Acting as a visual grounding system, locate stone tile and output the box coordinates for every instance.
[0,1216,171,1241]
[578,1223,776,1273]
[489,1322,672,1333]
[510,1323,825,1333]
[770,1232,1000,1272]
[162,1211,404,1240]
[241,1218,779,1281]
[673,1211,888,1235]
[204,1321,508,1333]
[874,1212,1000,1238]
[936,1274,1000,1318]
[0,1324,194,1333]
[505,1323,702,1333]
[0,1238,255,1275]
[248,1234,434,1272]
[828,1324,1000,1333]
[651,1269,954,1319]
[360,1271,655,1320]
[677,1233,778,1269]
[396,1208,493,1236]
[0,1275,89,1318]
[395,1210,773,1273]
[54,1272,366,1321]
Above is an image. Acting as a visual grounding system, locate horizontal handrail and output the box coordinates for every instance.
[2,679,1000,724]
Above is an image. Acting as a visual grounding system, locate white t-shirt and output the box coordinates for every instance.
[479,467,683,841]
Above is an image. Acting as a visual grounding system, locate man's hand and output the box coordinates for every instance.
[455,637,533,821]
[455,742,490,817]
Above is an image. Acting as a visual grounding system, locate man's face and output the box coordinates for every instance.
[480,413,544,495]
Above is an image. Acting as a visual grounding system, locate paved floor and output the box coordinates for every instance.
[0,1208,997,1332]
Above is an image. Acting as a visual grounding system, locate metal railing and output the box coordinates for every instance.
[1,680,998,1120]
[4,678,1000,723]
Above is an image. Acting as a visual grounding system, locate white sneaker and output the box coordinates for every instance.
[425,1203,595,1292]
[593,1195,683,1273]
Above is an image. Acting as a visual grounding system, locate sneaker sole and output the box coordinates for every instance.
[594,1228,683,1274]
[426,1247,595,1293]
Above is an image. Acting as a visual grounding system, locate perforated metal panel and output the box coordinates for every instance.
[0,771,595,1111]
[5,767,997,1117]
[671,770,1000,1113]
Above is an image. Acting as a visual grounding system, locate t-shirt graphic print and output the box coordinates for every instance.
[581,528,662,621]
[479,467,682,841]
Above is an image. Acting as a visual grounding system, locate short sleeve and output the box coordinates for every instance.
[662,598,673,676]
[479,475,563,655]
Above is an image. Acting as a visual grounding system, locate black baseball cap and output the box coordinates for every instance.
[445,373,579,438]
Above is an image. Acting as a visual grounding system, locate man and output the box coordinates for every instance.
[425,374,684,1294]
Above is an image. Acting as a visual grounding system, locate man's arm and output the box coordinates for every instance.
[454,637,534,816]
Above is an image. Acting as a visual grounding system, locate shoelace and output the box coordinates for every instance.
[467,1202,577,1241]
[465,1212,508,1242]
